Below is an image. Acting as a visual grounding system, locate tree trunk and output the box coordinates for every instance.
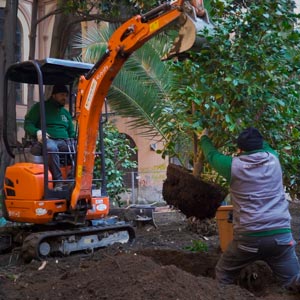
[193,150,204,177]
[0,0,19,201]
[191,101,204,177]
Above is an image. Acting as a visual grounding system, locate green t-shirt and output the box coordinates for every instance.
[24,98,75,139]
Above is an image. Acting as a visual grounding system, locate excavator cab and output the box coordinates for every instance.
[1,59,135,261]
[2,58,109,224]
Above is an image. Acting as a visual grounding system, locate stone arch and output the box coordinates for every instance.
[17,1,31,61]
[16,2,31,105]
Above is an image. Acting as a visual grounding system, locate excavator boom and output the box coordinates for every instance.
[71,0,211,211]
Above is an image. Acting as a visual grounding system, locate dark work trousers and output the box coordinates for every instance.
[216,232,300,292]
[46,138,73,181]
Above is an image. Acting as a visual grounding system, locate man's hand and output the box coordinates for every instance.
[196,128,208,140]
[36,130,50,143]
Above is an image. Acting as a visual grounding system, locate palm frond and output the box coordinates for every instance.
[108,72,168,139]
[74,24,180,141]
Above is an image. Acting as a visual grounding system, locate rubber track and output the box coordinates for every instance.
[21,224,135,262]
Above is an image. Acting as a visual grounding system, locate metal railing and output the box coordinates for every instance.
[122,170,167,204]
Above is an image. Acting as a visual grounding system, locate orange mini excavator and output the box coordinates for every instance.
[1,0,212,261]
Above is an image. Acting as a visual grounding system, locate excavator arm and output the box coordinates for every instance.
[71,0,209,210]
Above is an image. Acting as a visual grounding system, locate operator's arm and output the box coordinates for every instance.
[24,103,40,137]
[200,135,232,182]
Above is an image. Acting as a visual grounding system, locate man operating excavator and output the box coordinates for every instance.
[24,85,75,191]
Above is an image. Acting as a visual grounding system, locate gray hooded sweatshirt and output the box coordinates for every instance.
[231,151,291,234]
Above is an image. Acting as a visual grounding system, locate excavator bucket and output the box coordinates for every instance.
[162,2,214,61]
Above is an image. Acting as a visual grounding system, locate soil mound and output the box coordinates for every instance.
[1,202,300,300]
[0,251,256,300]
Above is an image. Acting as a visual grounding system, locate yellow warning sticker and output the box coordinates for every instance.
[77,165,83,177]
[149,20,159,32]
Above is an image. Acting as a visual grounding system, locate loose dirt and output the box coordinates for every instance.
[0,201,299,300]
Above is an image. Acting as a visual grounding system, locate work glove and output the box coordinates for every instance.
[196,128,208,140]
[36,130,50,143]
